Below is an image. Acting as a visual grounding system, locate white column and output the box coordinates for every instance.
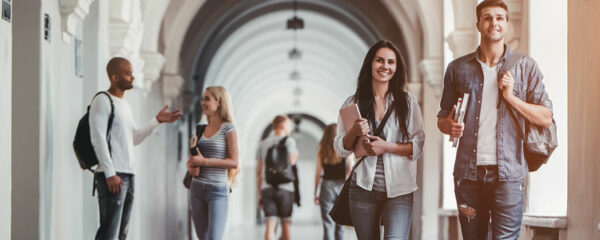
[11,1,42,239]
[0,2,13,237]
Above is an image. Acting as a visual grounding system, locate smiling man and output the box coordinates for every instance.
[90,57,182,240]
[437,0,553,239]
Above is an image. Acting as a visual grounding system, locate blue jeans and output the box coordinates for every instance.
[95,172,134,240]
[319,179,345,240]
[349,182,413,240]
[190,180,229,240]
[454,166,525,240]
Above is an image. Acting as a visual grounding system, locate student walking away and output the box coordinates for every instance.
[314,123,352,240]
[333,40,425,240]
[437,1,554,239]
[90,57,182,240]
[186,86,239,240]
[256,115,299,240]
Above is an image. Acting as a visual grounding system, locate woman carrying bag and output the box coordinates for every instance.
[314,124,352,240]
[187,86,239,240]
[333,40,425,240]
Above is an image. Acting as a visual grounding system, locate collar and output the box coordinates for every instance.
[472,43,511,64]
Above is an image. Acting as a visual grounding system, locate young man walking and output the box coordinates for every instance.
[256,115,299,240]
[437,1,553,239]
[90,57,182,240]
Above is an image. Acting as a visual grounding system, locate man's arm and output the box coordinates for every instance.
[500,71,553,128]
[133,105,181,145]
[89,94,123,194]
[437,62,464,137]
[89,95,117,178]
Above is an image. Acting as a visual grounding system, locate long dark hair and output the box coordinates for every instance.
[352,40,410,141]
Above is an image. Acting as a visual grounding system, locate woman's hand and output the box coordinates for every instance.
[186,160,200,177]
[349,118,369,138]
[314,195,320,205]
[188,148,206,168]
[364,135,387,156]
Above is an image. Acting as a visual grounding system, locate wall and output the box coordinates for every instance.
[0,0,12,236]
[11,0,42,239]
[567,0,600,239]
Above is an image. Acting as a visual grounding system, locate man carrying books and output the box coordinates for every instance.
[436,0,553,239]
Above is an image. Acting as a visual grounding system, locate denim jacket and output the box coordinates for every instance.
[438,45,553,181]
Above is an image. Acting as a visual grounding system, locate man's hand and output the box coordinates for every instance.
[499,72,515,99]
[446,105,464,138]
[364,135,387,156]
[314,195,320,206]
[106,175,123,195]
[156,105,183,123]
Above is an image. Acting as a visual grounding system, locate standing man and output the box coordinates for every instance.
[437,0,553,239]
[90,57,182,240]
[256,115,299,240]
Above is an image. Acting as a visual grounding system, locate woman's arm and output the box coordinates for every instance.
[189,131,239,169]
[314,153,322,205]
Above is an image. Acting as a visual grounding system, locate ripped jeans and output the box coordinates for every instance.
[454,166,525,240]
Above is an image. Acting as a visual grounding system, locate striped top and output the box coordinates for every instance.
[372,120,387,192]
[193,122,236,185]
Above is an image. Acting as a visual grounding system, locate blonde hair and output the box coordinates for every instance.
[206,86,235,123]
[318,124,342,165]
[206,86,238,186]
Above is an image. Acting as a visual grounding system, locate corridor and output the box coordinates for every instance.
[1,0,598,239]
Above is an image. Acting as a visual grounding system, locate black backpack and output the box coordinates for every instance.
[265,136,295,186]
[73,92,115,171]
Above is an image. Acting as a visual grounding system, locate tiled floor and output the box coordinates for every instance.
[223,222,358,240]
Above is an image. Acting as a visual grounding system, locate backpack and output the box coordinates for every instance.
[499,54,558,172]
[265,136,295,186]
[73,92,115,171]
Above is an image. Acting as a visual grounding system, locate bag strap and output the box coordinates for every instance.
[91,92,114,196]
[278,136,289,147]
[497,53,524,109]
[349,101,395,173]
[496,54,527,139]
[92,91,115,156]
[196,124,207,140]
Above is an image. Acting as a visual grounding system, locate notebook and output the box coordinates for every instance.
[339,104,369,158]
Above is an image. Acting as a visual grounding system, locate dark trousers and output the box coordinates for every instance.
[454,166,525,240]
[95,172,135,240]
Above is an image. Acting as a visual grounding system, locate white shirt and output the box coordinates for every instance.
[476,59,499,166]
[334,93,425,198]
[89,92,160,178]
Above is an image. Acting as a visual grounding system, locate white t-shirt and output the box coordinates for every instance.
[476,60,499,166]
[89,92,160,178]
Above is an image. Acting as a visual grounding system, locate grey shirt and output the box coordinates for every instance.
[194,122,236,185]
[256,135,298,192]
[438,45,553,181]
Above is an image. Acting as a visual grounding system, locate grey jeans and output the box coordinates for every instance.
[95,172,134,240]
[319,179,345,240]
[190,179,229,240]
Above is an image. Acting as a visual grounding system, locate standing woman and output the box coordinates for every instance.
[333,40,425,240]
[314,123,351,240]
[187,86,239,240]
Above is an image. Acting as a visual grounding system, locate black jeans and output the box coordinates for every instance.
[95,172,134,240]
[454,166,525,240]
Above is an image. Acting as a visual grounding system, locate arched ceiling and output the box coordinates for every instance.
[159,0,429,164]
